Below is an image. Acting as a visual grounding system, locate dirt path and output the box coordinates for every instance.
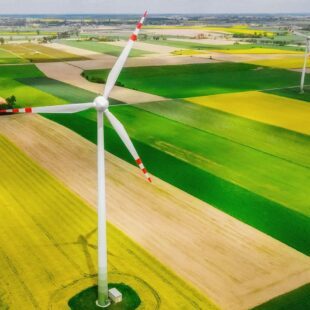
[36,62,166,104]
[105,40,176,54]
[44,42,101,57]
[65,54,217,70]
[0,114,309,310]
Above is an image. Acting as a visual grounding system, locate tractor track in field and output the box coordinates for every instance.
[0,114,309,310]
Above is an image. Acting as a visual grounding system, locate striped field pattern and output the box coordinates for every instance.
[0,134,217,309]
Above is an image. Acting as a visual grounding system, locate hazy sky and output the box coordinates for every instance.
[0,0,310,14]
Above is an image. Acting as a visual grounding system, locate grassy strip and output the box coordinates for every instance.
[59,40,151,57]
[82,62,302,98]
[68,284,141,309]
[263,86,310,102]
[17,77,124,106]
[252,284,310,310]
[0,64,44,79]
[135,99,310,168]
[44,113,310,255]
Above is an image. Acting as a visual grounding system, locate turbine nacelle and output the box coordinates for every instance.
[94,96,109,111]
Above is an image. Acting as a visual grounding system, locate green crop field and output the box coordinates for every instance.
[82,62,304,98]
[264,85,310,102]
[0,43,86,63]
[135,99,310,168]
[2,64,308,255]
[0,135,216,309]
[60,40,151,57]
[253,284,310,310]
[18,76,124,106]
[0,64,44,79]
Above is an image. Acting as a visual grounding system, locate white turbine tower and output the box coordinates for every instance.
[0,11,151,308]
[293,30,310,93]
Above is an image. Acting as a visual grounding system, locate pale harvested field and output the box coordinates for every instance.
[44,42,101,57]
[36,62,166,104]
[105,40,176,54]
[1,114,309,310]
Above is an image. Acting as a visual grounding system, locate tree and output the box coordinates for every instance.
[6,95,16,109]
[0,37,4,45]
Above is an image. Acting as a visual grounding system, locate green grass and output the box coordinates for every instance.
[252,284,310,310]
[82,62,304,98]
[68,284,141,309]
[135,99,310,168]
[44,111,310,255]
[60,40,151,57]
[264,85,310,102]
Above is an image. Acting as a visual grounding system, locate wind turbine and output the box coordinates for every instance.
[293,30,310,93]
[0,11,151,308]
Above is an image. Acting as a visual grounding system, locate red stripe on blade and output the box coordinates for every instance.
[136,158,142,165]
[12,108,19,113]
[142,168,147,174]
[144,11,148,17]
[25,107,32,113]
[0,110,7,113]
[130,34,138,41]
[137,22,143,29]
[147,177,152,183]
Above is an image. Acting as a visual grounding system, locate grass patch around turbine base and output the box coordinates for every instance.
[68,283,141,310]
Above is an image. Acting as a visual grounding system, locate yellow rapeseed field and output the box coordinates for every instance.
[246,55,310,68]
[186,91,310,135]
[215,48,302,54]
[0,135,217,310]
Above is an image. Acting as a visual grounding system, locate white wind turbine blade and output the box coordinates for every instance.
[104,109,152,182]
[0,102,94,114]
[103,11,148,99]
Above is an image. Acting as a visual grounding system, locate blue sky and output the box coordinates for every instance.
[1,0,310,14]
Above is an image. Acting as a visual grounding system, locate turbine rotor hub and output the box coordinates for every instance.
[94,96,109,111]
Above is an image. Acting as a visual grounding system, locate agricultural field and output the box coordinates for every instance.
[0,43,86,63]
[145,25,275,37]
[0,134,216,309]
[186,91,310,135]
[82,62,303,98]
[245,55,310,69]
[0,47,26,64]
[59,40,152,57]
[1,22,309,308]
[1,64,308,256]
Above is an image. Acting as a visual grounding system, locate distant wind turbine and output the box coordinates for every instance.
[0,11,150,308]
[293,30,310,93]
